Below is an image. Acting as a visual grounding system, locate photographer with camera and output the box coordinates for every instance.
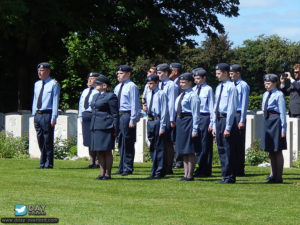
[280,64,300,118]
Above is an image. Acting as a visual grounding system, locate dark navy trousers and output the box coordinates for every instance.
[233,113,246,175]
[34,113,54,168]
[215,117,237,182]
[147,119,166,177]
[118,113,136,173]
[195,114,213,176]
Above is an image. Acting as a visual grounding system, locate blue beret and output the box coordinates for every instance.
[88,72,100,77]
[179,72,194,82]
[215,63,230,71]
[156,63,170,72]
[118,65,132,72]
[95,74,110,85]
[230,64,242,72]
[146,74,159,82]
[170,62,182,69]
[264,73,278,82]
[192,67,207,76]
[37,62,50,69]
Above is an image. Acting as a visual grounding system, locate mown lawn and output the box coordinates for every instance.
[0,159,300,225]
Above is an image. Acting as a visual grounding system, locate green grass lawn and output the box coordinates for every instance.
[1,159,300,225]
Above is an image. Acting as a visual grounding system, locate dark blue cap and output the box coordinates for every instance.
[146,74,159,82]
[37,62,50,70]
[192,67,207,77]
[179,72,194,82]
[264,73,278,82]
[215,63,230,71]
[88,72,100,77]
[156,63,170,72]
[118,65,132,72]
[95,74,110,85]
[230,64,242,72]
[170,62,182,69]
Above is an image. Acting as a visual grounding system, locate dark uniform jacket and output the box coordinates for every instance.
[280,80,300,115]
[90,92,119,133]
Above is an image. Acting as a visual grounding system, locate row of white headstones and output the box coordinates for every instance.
[1,110,300,168]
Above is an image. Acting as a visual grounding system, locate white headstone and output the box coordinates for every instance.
[134,118,146,163]
[287,117,300,161]
[245,115,255,151]
[29,116,40,158]
[77,118,89,158]
[5,113,31,137]
[283,120,293,168]
[65,109,78,114]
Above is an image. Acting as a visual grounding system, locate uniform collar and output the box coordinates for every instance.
[235,78,242,85]
[42,77,51,84]
[122,79,131,85]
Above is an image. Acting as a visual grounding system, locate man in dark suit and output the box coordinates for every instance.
[280,64,300,118]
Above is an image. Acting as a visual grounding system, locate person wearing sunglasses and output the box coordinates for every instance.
[280,64,300,118]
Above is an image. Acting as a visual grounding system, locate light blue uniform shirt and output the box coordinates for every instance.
[159,78,178,122]
[114,79,140,125]
[262,88,286,134]
[235,78,250,123]
[213,79,238,131]
[142,84,151,101]
[146,88,169,132]
[32,77,60,122]
[192,83,214,127]
[175,88,200,135]
[78,87,98,122]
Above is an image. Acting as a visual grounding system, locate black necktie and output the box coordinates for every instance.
[197,85,202,96]
[84,87,93,110]
[161,82,165,90]
[234,81,237,86]
[177,92,186,117]
[118,83,124,107]
[37,81,45,109]
[215,84,224,118]
[264,91,272,119]
[147,90,154,115]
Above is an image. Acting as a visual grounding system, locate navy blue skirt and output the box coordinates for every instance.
[261,115,287,152]
[175,115,197,155]
[91,129,115,151]
[82,111,92,147]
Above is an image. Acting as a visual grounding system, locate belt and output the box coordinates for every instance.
[36,110,52,114]
[119,111,131,115]
[236,110,241,114]
[216,112,227,119]
[267,111,279,116]
[148,115,160,121]
[200,112,210,116]
[177,113,192,118]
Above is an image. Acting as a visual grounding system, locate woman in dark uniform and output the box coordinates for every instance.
[261,74,287,183]
[174,73,200,181]
[90,75,119,180]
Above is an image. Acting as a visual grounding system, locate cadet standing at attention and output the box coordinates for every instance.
[32,62,60,169]
[175,73,200,181]
[156,63,178,175]
[212,63,238,184]
[192,68,214,177]
[113,65,140,176]
[261,74,286,183]
[229,64,250,176]
[78,72,100,169]
[144,74,168,179]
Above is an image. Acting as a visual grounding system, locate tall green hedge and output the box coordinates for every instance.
[248,95,290,111]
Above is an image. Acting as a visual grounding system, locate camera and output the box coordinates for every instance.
[281,62,290,78]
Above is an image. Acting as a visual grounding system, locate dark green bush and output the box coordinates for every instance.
[54,136,77,159]
[245,139,269,166]
[248,95,290,110]
[0,131,29,159]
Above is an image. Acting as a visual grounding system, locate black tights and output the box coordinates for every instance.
[97,150,113,177]
[269,151,284,180]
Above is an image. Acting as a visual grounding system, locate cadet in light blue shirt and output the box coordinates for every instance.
[145,74,169,178]
[174,73,200,181]
[192,68,214,177]
[78,72,99,169]
[113,65,140,176]
[212,63,238,184]
[32,62,60,169]
[229,64,250,176]
[261,73,286,184]
[142,66,157,113]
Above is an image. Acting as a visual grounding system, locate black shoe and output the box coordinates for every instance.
[216,179,235,184]
[94,164,100,169]
[103,176,111,180]
[265,176,273,181]
[112,171,122,175]
[121,171,132,176]
[266,177,282,184]
[154,175,163,179]
[146,175,154,179]
[87,164,94,169]
[96,175,104,180]
[179,177,187,181]
[185,177,194,181]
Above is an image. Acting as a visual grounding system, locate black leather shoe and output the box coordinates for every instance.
[87,164,94,169]
[121,171,132,176]
[146,176,154,179]
[179,177,186,181]
[112,171,122,175]
[96,175,104,180]
[103,176,111,180]
[265,176,273,181]
[216,179,235,184]
[185,177,194,181]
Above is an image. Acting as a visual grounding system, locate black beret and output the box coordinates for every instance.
[118,65,132,72]
[88,72,100,77]
[37,62,50,69]
[230,64,242,72]
[156,63,170,72]
[146,74,159,82]
[215,63,230,71]
[170,62,182,69]
[264,73,278,82]
[95,74,110,85]
[179,72,194,82]
[192,68,207,77]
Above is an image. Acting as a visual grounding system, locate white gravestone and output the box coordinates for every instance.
[5,112,31,137]
[283,120,293,168]
[77,118,89,158]
[288,118,300,161]
[134,118,146,163]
